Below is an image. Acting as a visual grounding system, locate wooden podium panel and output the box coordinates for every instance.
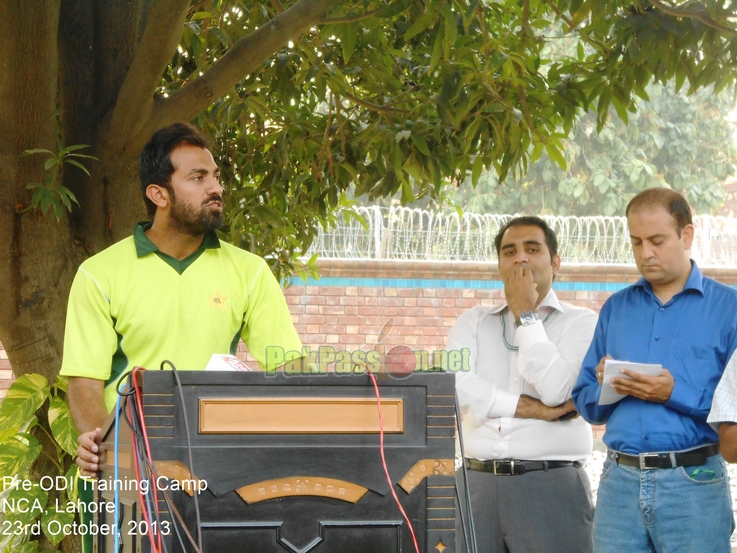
[96,371,456,553]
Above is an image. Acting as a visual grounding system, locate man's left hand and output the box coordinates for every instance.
[611,368,674,403]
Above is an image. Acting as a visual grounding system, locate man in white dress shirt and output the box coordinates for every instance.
[448,216,597,553]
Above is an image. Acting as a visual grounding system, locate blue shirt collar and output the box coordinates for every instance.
[633,260,704,299]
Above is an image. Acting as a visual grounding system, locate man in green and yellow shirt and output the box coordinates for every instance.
[61,122,302,477]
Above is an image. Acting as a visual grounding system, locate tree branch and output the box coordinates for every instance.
[648,0,737,35]
[105,0,190,146]
[342,90,411,114]
[147,0,343,138]
[316,7,382,24]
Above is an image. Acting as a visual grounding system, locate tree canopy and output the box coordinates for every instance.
[454,82,737,216]
[3,0,737,385]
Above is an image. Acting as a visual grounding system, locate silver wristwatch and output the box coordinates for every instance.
[514,310,539,328]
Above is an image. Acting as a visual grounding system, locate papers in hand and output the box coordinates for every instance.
[598,359,662,405]
[204,354,253,372]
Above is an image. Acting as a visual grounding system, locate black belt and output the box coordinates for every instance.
[608,443,720,470]
[466,458,581,476]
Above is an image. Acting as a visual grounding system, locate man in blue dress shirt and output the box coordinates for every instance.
[572,187,737,553]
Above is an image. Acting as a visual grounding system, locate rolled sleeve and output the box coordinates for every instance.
[517,309,597,406]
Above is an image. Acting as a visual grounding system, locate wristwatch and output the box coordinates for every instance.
[514,310,539,328]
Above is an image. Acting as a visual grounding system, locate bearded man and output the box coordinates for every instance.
[62,122,302,478]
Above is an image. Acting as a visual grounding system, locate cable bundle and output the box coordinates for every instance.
[113,363,204,553]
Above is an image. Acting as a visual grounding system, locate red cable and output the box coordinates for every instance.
[127,395,160,553]
[131,367,164,553]
[367,371,421,553]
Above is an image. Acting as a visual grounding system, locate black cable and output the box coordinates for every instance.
[160,488,203,553]
[158,483,191,553]
[161,360,204,553]
[115,371,137,397]
[455,392,479,553]
[455,480,470,553]
[124,374,171,553]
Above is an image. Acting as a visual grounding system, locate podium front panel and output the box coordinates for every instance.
[96,371,456,553]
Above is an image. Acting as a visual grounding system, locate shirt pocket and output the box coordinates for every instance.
[672,342,720,392]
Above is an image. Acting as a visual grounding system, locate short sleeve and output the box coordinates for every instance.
[240,262,302,371]
[59,267,118,381]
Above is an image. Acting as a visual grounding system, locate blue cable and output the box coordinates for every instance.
[113,382,123,552]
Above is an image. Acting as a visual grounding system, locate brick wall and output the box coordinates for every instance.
[5,260,737,399]
[256,260,642,360]
[0,341,9,400]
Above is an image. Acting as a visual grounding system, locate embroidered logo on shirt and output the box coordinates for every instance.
[209,290,228,310]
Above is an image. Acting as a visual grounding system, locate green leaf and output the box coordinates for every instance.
[58,143,91,154]
[53,376,69,393]
[411,132,431,156]
[545,142,567,170]
[41,506,74,546]
[443,5,457,59]
[430,28,443,72]
[341,23,357,64]
[20,148,54,157]
[48,396,78,457]
[471,156,484,186]
[0,375,49,443]
[401,179,414,204]
[0,433,41,480]
[4,486,48,526]
[404,10,436,41]
[190,11,213,21]
[15,542,40,553]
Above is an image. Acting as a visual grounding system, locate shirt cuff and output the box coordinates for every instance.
[489,389,521,418]
[515,319,547,349]
[665,378,699,417]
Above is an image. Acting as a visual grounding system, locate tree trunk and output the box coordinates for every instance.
[0,0,345,381]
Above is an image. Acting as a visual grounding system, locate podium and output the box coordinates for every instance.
[96,371,456,552]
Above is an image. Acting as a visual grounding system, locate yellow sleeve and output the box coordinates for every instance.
[59,267,118,381]
[240,261,303,371]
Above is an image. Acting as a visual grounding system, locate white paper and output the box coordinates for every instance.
[204,354,253,372]
[598,359,662,405]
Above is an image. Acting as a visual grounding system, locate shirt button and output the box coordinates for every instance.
[644,436,649,441]
[660,307,664,311]
[655,336,660,341]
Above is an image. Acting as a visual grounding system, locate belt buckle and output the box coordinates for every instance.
[493,460,526,475]
[639,452,660,470]
[493,460,511,475]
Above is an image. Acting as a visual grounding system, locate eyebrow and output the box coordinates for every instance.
[187,167,220,177]
[629,233,666,241]
[501,240,543,251]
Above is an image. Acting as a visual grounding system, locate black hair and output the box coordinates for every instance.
[138,122,210,218]
[494,216,558,261]
[626,187,692,236]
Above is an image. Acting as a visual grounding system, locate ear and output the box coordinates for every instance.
[551,254,561,276]
[681,224,695,250]
[145,184,170,210]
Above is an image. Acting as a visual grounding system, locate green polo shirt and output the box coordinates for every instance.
[60,222,302,411]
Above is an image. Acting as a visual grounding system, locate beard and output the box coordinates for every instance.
[169,192,225,236]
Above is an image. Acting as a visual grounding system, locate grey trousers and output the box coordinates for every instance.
[456,464,594,553]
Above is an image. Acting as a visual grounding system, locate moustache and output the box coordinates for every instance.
[203,196,223,206]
